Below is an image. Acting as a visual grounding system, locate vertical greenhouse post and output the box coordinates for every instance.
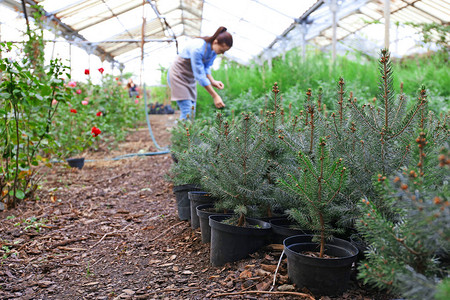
[330,0,338,62]
[384,0,390,49]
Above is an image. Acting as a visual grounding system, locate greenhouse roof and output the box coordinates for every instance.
[0,0,448,82]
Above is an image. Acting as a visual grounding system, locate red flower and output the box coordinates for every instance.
[91,126,101,137]
[84,69,90,75]
[70,108,77,114]
[96,111,102,117]
[98,67,104,74]
[115,77,119,81]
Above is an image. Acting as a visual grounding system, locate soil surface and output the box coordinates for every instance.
[0,113,392,300]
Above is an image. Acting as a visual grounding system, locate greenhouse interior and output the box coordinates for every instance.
[0,0,449,299]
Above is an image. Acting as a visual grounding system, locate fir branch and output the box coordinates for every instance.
[347,98,379,133]
[393,92,407,124]
[337,77,345,125]
[396,144,411,172]
[325,168,346,206]
[388,89,427,140]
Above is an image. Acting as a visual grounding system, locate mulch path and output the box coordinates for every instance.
[0,114,392,300]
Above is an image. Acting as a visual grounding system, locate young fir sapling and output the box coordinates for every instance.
[276,137,347,257]
[260,82,301,216]
[199,112,273,226]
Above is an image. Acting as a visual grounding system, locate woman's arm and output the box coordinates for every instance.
[207,74,224,90]
[204,84,225,108]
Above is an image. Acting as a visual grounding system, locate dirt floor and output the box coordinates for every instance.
[0,113,392,300]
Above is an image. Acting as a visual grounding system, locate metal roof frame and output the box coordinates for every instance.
[0,0,448,67]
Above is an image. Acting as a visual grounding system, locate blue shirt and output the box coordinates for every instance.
[179,39,216,87]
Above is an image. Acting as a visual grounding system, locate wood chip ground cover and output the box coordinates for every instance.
[0,114,391,299]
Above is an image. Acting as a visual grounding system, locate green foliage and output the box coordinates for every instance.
[196,48,448,118]
[197,112,274,224]
[1,41,72,208]
[395,53,450,113]
[167,118,212,186]
[356,144,449,299]
[404,22,450,54]
[168,47,449,295]
[435,278,450,300]
[23,5,46,77]
[13,216,48,232]
[0,9,143,209]
[328,50,438,210]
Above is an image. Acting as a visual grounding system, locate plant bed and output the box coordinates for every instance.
[0,118,395,300]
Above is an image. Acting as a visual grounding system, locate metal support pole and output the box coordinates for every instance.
[0,22,2,61]
[69,43,72,77]
[330,0,337,62]
[384,0,390,49]
[301,22,308,61]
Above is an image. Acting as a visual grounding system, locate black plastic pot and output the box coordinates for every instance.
[283,235,359,296]
[196,204,231,243]
[269,218,310,244]
[209,215,272,266]
[66,157,85,169]
[189,191,217,229]
[173,184,201,221]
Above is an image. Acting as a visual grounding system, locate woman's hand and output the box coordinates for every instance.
[211,80,224,90]
[213,94,225,108]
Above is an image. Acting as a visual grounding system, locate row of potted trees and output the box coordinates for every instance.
[168,49,449,298]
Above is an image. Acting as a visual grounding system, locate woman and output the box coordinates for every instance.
[168,26,233,119]
[127,79,139,98]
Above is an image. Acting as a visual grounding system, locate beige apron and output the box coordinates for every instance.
[169,56,197,101]
[169,42,209,101]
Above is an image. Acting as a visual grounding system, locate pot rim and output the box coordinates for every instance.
[284,235,359,261]
[209,215,271,235]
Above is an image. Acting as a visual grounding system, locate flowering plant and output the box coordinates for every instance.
[52,70,141,159]
[53,79,103,158]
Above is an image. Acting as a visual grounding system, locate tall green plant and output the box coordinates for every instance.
[0,42,72,208]
[356,142,449,299]
[329,49,432,208]
[23,5,46,77]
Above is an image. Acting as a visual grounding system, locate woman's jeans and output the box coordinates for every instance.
[177,100,196,120]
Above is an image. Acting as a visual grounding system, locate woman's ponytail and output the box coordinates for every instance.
[201,26,233,47]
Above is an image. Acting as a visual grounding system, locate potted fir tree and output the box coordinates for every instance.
[276,137,358,296]
[168,119,207,221]
[197,112,273,266]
